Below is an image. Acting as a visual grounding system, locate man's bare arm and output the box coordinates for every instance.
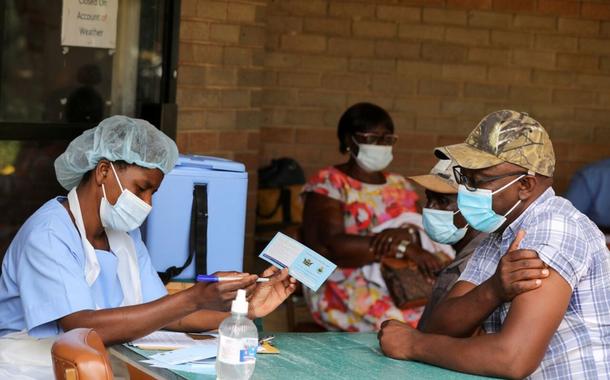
[381,269,572,379]
[422,231,549,337]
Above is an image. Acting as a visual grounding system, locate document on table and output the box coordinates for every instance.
[130,331,216,350]
[259,232,337,291]
[149,342,218,365]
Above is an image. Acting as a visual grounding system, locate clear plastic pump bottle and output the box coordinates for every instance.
[216,289,258,380]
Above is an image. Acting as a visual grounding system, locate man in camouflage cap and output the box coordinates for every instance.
[443,109,555,178]
[379,110,610,379]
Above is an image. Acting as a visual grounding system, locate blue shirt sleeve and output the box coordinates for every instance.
[130,229,167,302]
[565,172,593,215]
[17,222,96,337]
[521,212,591,290]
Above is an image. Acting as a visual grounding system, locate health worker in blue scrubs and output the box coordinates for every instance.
[0,116,296,379]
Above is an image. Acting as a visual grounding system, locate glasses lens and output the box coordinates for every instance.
[382,135,398,145]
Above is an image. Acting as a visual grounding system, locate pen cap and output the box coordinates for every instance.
[231,289,248,314]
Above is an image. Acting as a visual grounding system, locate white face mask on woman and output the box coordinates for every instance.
[351,137,393,172]
[99,163,152,232]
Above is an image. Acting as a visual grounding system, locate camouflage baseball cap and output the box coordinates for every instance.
[436,110,555,177]
[409,148,459,194]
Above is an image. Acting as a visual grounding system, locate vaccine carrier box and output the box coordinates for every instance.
[143,154,248,280]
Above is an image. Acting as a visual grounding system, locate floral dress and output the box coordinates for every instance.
[302,166,424,332]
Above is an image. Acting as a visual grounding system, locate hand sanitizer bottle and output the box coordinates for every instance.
[216,289,258,380]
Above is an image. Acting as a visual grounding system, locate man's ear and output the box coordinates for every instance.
[518,175,537,200]
[94,160,111,186]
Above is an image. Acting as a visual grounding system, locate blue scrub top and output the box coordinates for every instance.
[0,197,168,338]
[565,158,610,228]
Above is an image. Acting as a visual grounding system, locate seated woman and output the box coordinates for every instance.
[301,102,446,332]
[0,116,296,379]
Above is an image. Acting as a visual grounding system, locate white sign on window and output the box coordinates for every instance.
[61,0,118,49]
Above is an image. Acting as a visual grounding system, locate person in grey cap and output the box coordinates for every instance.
[379,110,610,379]
[0,116,296,379]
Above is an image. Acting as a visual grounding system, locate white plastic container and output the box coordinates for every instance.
[216,289,258,380]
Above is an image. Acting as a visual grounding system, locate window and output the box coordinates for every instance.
[0,0,180,263]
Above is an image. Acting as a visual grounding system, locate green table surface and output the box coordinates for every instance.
[113,332,497,380]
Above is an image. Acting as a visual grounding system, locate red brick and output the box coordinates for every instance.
[418,79,460,97]
[493,0,536,12]
[537,0,580,17]
[219,131,249,151]
[377,5,421,23]
[569,143,610,161]
[464,82,508,100]
[468,11,512,28]
[176,132,189,153]
[446,0,492,10]
[304,18,351,37]
[488,67,532,83]
[441,100,487,116]
[400,24,445,42]
[371,74,416,95]
[534,35,577,51]
[261,127,295,144]
[558,18,600,36]
[512,15,556,31]
[438,134,466,146]
[375,41,420,59]
[581,2,610,21]
[445,27,490,45]
[280,34,326,53]
[353,21,397,39]
[509,85,552,103]
[189,131,220,154]
[395,132,438,149]
[556,54,599,72]
[421,42,468,63]
[327,38,375,57]
[295,129,336,145]
[423,8,468,26]
[247,131,260,150]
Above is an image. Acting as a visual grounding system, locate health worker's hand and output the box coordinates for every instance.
[248,266,297,319]
[192,271,258,311]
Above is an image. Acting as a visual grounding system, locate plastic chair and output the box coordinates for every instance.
[52,328,114,380]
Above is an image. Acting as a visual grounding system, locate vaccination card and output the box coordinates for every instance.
[259,232,336,292]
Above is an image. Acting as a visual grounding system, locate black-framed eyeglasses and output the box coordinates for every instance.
[453,166,527,191]
[353,132,398,146]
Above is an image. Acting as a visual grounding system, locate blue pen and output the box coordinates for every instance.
[196,275,269,283]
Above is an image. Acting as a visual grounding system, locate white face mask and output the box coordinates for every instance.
[100,163,152,232]
[351,137,393,172]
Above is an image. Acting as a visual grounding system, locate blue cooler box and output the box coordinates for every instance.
[143,154,248,280]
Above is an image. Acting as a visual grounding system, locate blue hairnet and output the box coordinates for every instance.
[55,115,179,190]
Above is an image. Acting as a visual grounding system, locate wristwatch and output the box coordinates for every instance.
[395,240,410,259]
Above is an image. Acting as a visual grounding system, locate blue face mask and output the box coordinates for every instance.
[422,208,468,245]
[457,175,525,233]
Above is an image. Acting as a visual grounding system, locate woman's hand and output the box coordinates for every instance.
[370,225,420,260]
[405,246,445,281]
[191,271,258,311]
[248,266,297,319]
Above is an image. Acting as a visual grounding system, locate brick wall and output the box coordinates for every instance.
[176,0,267,269]
[261,0,610,193]
[176,0,610,269]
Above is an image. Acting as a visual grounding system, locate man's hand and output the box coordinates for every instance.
[489,230,549,302]
[192,271,258,311]
[378,319,420,360]
[248,266,297,319]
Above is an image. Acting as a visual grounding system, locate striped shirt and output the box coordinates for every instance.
[459,188,610,379]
